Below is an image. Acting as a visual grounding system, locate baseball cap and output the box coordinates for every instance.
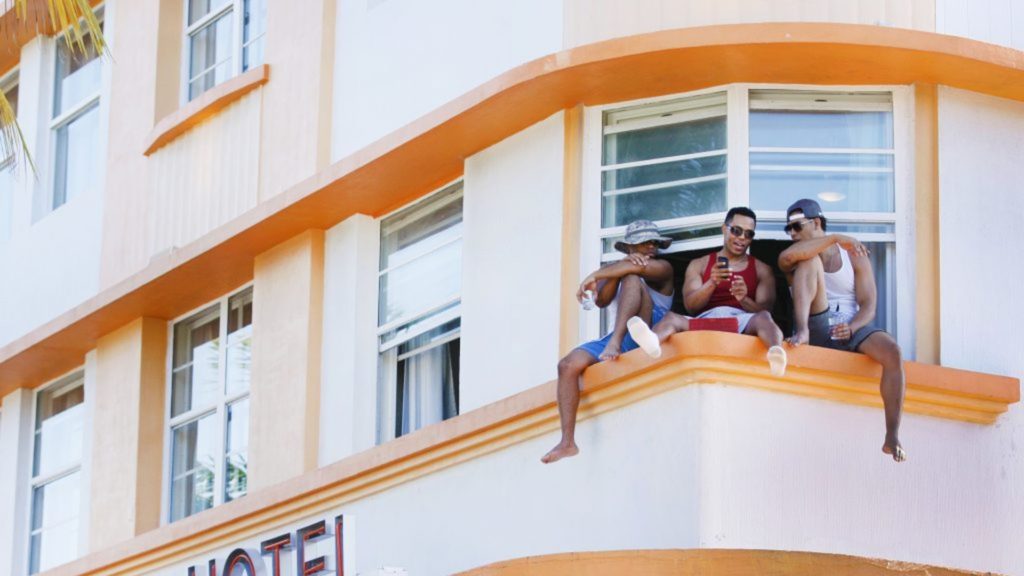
[786,199,824,222]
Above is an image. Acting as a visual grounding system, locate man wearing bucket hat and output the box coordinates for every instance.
[779,198,906,462]
[625,207,788,377]
[541,219,674,464]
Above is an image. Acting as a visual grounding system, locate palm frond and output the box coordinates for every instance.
[0,0,107,174]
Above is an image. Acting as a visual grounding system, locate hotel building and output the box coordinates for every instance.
[0,0,1022,574]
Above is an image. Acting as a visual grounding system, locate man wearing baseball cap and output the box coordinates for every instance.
[779,199,907,462]
[542,220,674,464]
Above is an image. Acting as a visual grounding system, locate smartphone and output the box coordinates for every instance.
[717,256,729,269]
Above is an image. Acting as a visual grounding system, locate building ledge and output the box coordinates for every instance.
[41,332,1018,576]
[143,64,270,155]
[456,549,991,575]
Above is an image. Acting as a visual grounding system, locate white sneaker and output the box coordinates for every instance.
[767,345,787,377]
[627,316,662,359]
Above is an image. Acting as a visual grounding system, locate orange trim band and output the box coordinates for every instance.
[6,23,1024,391]
[456,549,983,576]
[144,64,270,155]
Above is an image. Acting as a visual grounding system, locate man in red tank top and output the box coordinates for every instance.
[627,208,788,377]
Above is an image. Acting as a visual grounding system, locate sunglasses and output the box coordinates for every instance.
[727,225,755,240]
[784,219,811,234]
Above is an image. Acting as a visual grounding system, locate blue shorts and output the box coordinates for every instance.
[576,305,669,360]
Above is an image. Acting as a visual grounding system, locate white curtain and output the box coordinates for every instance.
[398,340,458,437]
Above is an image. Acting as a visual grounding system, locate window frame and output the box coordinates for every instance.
[46,10,104,213]
[375,180,464,443]
[160,283,253,524]
[581,83,915,354]
[180,0,266,104]
[1,68,19,243]
[25,368,87,575]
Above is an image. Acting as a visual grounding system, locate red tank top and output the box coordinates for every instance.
[700,252,759,312]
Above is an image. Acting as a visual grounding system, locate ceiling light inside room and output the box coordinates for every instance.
[817,191,846,203]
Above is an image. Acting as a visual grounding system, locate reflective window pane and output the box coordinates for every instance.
[602,154,726,192]
[379,186,463,327]
[188,0,231,25]
[170,415,217,521]
[226,289,252,395]
[394,320,460,437]
[224,398,249,502]
[33,376,84,477]
[171,306,221,417]
[750,169,894,213]
[53,33,100,118]
[188,12,234,100]
[53,103,100,209]
[29,471,80,574]
[603,115,726,165]
[242,0,267,70]
[750,110,893,149]
[602,177,726,228]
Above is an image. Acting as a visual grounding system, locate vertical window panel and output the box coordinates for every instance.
[171,306,221,418]
[170,414,217,521]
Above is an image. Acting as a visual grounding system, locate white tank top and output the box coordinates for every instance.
[824,249,859,316]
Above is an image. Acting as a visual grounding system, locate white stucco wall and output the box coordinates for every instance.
[460,112,565,412]
[0,36,106,349]
[330,0,563,161]
[937,86,1024,574]
[936,0,1024,51]
[319,214,381,466]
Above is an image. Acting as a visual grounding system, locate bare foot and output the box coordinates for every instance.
[599,341,621,361]
[767,345,787,377]
[787,328,809,347]
[882,435,906,462]
[541,442,579,464]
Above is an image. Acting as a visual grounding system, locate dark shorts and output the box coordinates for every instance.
[577,304,669,360]
[807,309,885,352]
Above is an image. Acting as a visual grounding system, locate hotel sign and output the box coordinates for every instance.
[185,515,348,576]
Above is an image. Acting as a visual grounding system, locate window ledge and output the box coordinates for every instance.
[143,64,269,156]
[41,332,1018,576]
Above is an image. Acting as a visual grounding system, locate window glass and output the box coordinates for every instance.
[29,471,80,574]
[226,289,253,396]
[188,12,234,100]
[242,0,267,70]
[601,93,727,229]
[171,306,221,418]
[224,397,249,502]
[188,0,231,25]
[378,184,463,441]
[52,103,99,209]
[53,33,100,118]
[393,321,460,438]
[749,91,894,213]
[33,376,84,477]
[379,185,462,328]
[170,414,217,521]
[168,287,251,521]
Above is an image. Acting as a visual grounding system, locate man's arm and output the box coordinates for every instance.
[579,257,674,307]
[778,234,867,273]
[848,251,877,333]
[683,256,717,314]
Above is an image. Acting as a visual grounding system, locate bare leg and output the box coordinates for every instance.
[857,332,907,462]
[788,257,829,346]
[600,274,652,361]
[744,310,783,349]
[651,311,690,342]
[541,349,598,464]
[746,310,788,376]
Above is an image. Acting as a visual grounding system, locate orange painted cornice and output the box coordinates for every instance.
[37,331,1017,576]
[5,23,1024,391]
[457,549,988,576]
